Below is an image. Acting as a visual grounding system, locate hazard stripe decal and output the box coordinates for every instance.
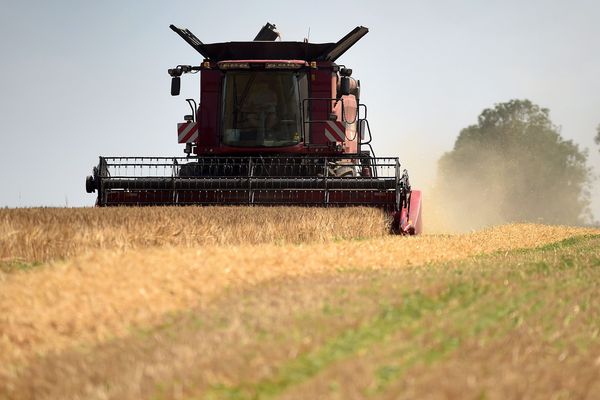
[323,120,345,142]
[181,127,197,143]
[324,130,338,142]
[177,122,198,143]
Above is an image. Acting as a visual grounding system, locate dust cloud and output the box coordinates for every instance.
[426,146,592,233]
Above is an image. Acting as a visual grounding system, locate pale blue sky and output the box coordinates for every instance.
[1,0,599,218]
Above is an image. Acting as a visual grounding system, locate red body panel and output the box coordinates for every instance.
[195,143,340,155]
[105,190,397,208]
[217,59,308,66]
[395,190,423,234]
[197,69,222,148]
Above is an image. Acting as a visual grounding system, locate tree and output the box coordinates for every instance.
[435,99,591,229]
[595,124,600,150]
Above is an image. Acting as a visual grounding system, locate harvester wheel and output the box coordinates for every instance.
[85,175,96,193]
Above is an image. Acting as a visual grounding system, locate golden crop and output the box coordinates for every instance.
[0,207,388,263]
[1,207,598,399]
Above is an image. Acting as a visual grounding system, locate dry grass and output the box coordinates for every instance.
[0,221,596,377]
[0,207,388,263]
[1,207,599,399]
[272,238,600,400]
[4,233,600,400]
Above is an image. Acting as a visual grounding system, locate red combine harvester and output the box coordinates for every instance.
[85,23,422,234]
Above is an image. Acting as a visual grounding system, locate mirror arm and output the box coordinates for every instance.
[168,65,201,97]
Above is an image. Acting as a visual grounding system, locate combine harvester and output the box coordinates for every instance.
[85,23,422,234]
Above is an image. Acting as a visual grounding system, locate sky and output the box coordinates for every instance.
[1,0,599,219]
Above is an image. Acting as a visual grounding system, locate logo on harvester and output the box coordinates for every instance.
[324,121,345,142]
[178,121,198,143]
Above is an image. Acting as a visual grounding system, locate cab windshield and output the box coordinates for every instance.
[222,71,306,147]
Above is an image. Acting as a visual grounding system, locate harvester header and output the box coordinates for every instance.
[85,22,422,234]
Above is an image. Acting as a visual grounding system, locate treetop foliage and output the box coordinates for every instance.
[436,99,592,229]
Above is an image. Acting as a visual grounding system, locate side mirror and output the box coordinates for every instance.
[338,76,351,97]
[171,77,181,96]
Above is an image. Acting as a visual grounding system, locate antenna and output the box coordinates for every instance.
[304,27,311,43]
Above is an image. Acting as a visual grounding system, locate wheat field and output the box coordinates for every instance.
[0,207,388,263]
[1,207,598,399]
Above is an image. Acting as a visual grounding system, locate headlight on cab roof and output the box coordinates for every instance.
[265,62,303,69]
[218,62,250,69]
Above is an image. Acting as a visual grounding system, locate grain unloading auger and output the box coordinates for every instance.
[85,23,422,234]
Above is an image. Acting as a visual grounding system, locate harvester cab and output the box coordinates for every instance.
[167,23,366,157]
[85,23,422,235]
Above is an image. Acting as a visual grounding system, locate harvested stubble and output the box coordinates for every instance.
[0,207,388,263]
[0,222,597,377]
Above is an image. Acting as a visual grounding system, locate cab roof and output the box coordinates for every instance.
[170,25,368,62]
